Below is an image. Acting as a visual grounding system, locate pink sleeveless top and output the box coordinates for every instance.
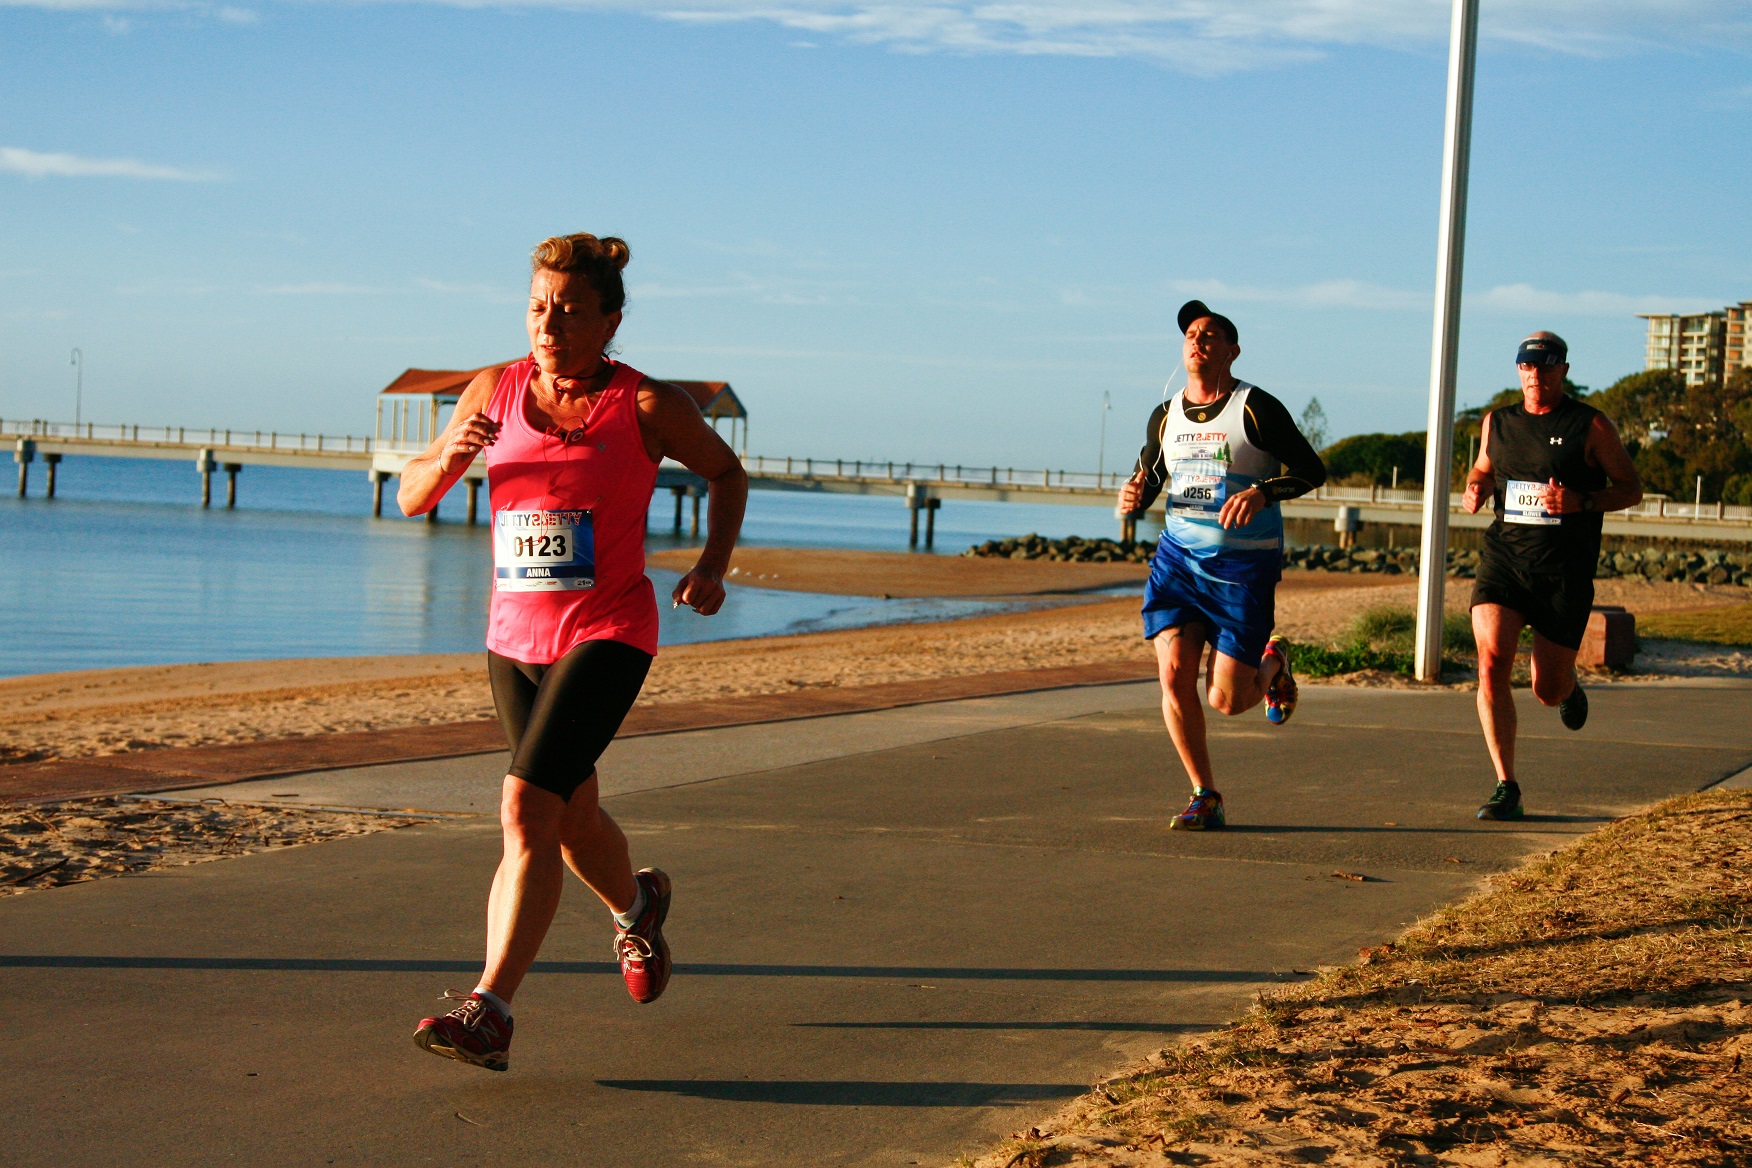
[482,358,660,663]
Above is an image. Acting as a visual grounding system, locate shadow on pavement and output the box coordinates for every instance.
[0,955,1290,982]
[595,1079,1086,1106]
[793,1021,1206,1032]
[1220,819,1613,834]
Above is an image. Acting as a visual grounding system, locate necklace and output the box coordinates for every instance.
[533,361,613,442]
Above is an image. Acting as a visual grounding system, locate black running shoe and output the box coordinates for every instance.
[1477,781,1523,821]
[1559,682,1588,731]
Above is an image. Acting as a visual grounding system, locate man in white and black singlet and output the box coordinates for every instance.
[1463,332,1642,821]
[1118,300,1326,830]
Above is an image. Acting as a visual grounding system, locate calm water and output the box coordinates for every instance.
[0,455,1129,678]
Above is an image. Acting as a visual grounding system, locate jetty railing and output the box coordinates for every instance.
[740,454,1131,493]
[8,417,1751,534]
[1,417,374,454]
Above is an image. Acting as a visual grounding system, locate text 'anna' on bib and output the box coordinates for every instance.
[494,509,597,591]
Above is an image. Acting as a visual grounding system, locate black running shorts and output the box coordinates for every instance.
[1469,552,1595,651]
[487,639,653,802]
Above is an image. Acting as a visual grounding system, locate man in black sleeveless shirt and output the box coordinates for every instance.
[1461,333,1642,820]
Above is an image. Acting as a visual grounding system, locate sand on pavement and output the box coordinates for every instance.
[645,545,1151,597]
[3,555,1748,766]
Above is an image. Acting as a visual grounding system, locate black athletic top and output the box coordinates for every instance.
[1131,384,1326,512]
[1483,395,1608,575]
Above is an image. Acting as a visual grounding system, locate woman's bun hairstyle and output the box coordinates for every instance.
[531,233,630,314]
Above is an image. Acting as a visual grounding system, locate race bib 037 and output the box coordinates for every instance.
[494,510,596,591]
[1502,479,1560,526]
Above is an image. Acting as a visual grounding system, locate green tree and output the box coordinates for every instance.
[1320,431,1426,486]
[1656,366,1752,500]
[1299,397,1329,451]
[1587,369,1682,452]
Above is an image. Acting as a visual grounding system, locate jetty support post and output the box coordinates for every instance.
[906,482,929,549]
[1116,496,1137,544]
[196,448,217,508]
[44,452,61,498]
[690,486,704,538]
[924,496,941,550]
[671,485,686,534]
[370,470,388,518]
[13,438,33,497]
[466,478,480,526]
[224,463,242,508]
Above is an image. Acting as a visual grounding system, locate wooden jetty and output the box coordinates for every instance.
[8,415,1752,547]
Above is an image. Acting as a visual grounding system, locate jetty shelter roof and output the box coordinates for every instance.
[379,366,491,399]
[670,381,747,420]
[378,367,746,420]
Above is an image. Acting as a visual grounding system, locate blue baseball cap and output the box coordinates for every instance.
[1515,334,1568,367]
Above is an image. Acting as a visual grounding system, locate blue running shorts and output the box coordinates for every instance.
[1141,538,1278,668]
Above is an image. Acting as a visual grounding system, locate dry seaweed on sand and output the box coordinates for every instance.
[963,789,1752,1167]
[0,796,426,895]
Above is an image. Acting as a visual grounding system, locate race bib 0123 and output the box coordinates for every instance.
[1502,479,1560,526]
[494,510,596,591]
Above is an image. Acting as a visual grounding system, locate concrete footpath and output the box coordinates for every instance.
[4,681,1750,1167]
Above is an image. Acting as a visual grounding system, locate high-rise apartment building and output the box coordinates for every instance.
[1727,301,1752,378]
[1641,300,1752,387]
[1641,310,1725,386]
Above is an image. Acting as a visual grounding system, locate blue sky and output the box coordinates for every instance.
[2,1,1748,469]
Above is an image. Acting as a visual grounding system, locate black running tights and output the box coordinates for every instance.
[487,639,653,802]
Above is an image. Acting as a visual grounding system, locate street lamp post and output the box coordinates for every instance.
[70,348,83,430]
[1413,0,1481,683]
[1097,391,1111,485]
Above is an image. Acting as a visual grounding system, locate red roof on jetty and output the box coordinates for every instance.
[378,366,745,418]
[379,366,493,397]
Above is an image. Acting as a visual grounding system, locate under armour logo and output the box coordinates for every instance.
[1549,437,1563,445]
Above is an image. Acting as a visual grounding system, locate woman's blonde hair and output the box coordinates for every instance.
[530,233,630,313]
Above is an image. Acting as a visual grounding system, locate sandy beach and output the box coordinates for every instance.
[4,549,1749,766]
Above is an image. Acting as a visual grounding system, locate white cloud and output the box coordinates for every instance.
[5,1,1746,72]
[259,282,383,295]
[414,277,521,302]
[217,5,259,22]
[0,146,222,181]
[633,273,856,305]
[1470,283,1724,317]
[458,2,1752,73]
[1173,277,1427,311]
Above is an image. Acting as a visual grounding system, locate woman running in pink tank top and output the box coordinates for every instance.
[394,233,747,1072]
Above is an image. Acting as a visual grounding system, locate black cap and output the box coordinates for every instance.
[1515,334,1568,367]
[1177,299,1238,344]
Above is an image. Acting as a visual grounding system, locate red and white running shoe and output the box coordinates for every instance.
[615,867,673,1004]
[414,990,512,1072]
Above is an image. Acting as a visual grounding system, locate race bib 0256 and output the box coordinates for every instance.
[494,510,596,591]
[1502,479,1560,526]
[1169,451,1230,520]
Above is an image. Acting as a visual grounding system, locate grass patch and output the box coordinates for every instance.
[1291,604,1474,679]
[1347,604,1474,655]
[963,788,1752,1167]
[1292,643,1417,677]
[1639,602,1752,647]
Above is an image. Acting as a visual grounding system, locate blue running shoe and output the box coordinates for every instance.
[1263,636,1297,725]
[1170,788,1225,831]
